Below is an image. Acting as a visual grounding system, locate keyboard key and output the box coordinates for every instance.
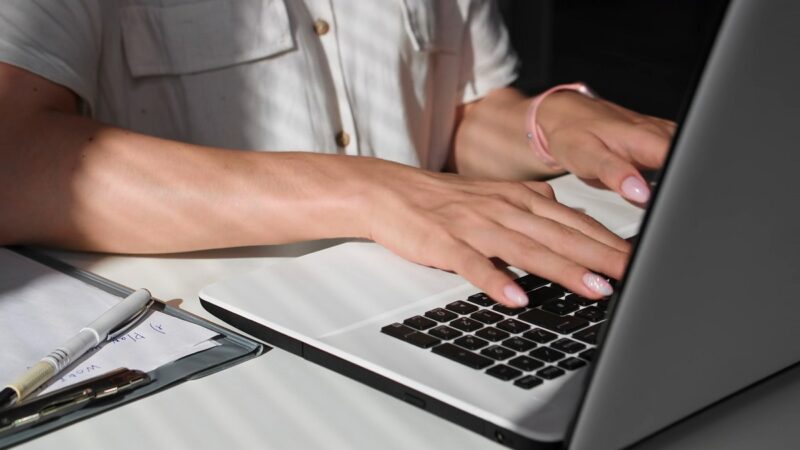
[405,332,441,348]
[480,345,516,360]
[467,292,495,306]
[574,296,596,307]
[514,375,544,390]
[516,274,549,292]
[471,309,503,324]
[595,300,612,312]
[496,318,531,334]
[501,336,537,352]
[508,355,544,372]
[575,307,606,322]
[558,357,587,371]
[541,297,580,316]
[551,338,586,354]
[573,324,602,345]
[492,304,526,316]
[579,348,597,362]
[530,347,565,362]
[518,309,589,334]
[486,364,523,381]
[449,317,483,332]
[425,307,458,322]
[403,315,437,330]
[428,325,462,340]
[536,366,566,380]
[446,300,479,315]
[475,327,510,342]
[381,323,416,340]
[522,328,558,344]
[432,343,493,369]
[526,286,564,307]
[454,335,490,350]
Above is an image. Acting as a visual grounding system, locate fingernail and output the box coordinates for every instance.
[503,283,528,307]
[621,176,650,203]
[582,273,614,297]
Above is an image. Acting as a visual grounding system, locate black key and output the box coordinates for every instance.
[480,345,516,360]
[526,286,564,307]
[492,304,526,316]
[522,328,558,344]
[432,343,493,369]
[496,318,531,334]
[381,323,416,340]
[428,325,462,340]
[403,315,437,330]
[516,274,549,292]
[551,338,586,354]
[467,292,495,306]
[575,307,606,322]
[541,297,580,316]
[536,366,566,380]
[508,355,544,372]
[514,375,544,390]
[574,296,596,307]
[530,347,565,362]
[471,309,503,324]
[501,336,537,352]
[579,348,597,362]
[486,364,523,381]
[405,332,441,348]
[558,357,587,371]
[449,317,483,332]
[573,324,602,345]
[454,335,490,350]
[425,307,457,323]
[595,300,612,312]
[446,300,479,315]
[518,309,589,334]
[475,327,510,342]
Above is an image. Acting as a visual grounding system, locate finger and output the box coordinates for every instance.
[551,131,652,204]
[521,181,557,200]
[440,238,530,308]
[465,226,615,301]
[607,121,672,169]
[489,206,629,279]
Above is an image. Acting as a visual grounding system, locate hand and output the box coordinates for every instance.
[344,157,630,308]
[537,90,677,204]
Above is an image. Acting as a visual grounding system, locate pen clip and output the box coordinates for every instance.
[106,298,154,341]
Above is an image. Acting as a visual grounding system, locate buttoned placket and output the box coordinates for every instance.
[305,0,359,155]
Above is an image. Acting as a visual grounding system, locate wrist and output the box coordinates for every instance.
[526,83,595,168]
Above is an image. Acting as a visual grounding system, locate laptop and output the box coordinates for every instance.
[199,2,800,448]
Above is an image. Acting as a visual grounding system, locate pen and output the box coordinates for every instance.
[0,289,152,409]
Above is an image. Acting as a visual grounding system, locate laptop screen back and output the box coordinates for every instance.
[570,1,800,448]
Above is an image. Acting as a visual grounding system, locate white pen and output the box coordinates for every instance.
[0,288,152,409]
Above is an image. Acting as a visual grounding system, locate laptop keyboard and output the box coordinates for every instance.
[381,274,611,390]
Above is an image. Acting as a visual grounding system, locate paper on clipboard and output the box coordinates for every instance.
[0,249,219,394]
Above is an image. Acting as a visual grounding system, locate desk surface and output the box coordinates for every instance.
[15,177,800,450]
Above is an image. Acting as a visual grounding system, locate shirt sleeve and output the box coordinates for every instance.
[458,0,519,105]
[0,0,102,112]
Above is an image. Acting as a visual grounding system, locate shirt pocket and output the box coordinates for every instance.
[120,0,294,77]
[400,0,461,54]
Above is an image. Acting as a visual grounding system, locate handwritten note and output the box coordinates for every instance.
[0,249,219,394]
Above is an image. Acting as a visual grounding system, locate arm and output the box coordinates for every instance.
[450,86,676,203]
[0,64,631,307]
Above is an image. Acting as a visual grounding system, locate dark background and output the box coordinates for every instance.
[498,0,728,121]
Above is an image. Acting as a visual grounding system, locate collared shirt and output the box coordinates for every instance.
[0,0,517,170]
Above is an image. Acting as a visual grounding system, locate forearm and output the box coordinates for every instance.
[0,110,364,252]
[449,87,564,180]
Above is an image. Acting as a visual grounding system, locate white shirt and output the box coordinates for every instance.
[0,0,517,170]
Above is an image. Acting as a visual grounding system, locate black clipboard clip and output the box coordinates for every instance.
[0,368,151,438]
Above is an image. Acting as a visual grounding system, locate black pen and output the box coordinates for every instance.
[0,368,151,437]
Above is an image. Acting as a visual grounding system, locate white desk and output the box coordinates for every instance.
[16,176,800,449]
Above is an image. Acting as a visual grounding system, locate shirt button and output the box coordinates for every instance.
[313,19,330,36]
[335,131,351,148]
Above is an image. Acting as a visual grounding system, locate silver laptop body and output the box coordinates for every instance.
[200,1,800,448]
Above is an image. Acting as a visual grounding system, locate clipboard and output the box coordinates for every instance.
[0,247,266,448]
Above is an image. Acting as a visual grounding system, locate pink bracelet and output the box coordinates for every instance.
[526,82,596,169]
